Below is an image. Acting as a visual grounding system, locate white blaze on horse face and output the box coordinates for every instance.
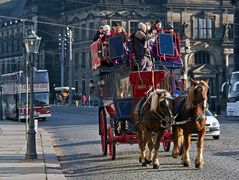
[150,92,159,113]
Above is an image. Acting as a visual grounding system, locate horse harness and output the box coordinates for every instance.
[173,82,208,126]
[135,91,174,128]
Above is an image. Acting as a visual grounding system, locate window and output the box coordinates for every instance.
[81,24,86,40]
[74,53,79,70]
[193,17,214,39]
[173,22,181,34]
[89,22,94,40]
[74,28,79,41]
[129,21,138,34]
[111,20,122,27]
[195,51,210,64]
[81,52,86,67]
[228,23,233,39]
[82,79,86,94]
[75,80,78,93]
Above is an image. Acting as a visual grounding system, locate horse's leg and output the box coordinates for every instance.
[182,131,191,167]
[145,131,153,164]
[152,131,164,169]
[195,127,206,169]
[137,130,146,164]
[172,126,183,158]
[138,129,148,167]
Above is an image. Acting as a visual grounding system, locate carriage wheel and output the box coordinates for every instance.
[99,109,107,156]
[162,128,171,152]
[108,121,116,160]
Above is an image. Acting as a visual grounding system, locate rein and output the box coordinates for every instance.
[151,96,174,128]
[173,103,206,126]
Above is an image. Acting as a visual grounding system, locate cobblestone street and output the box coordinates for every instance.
[41,107,239,180]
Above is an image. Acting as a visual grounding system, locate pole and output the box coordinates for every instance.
[26,54,29,133]
[18,71,21,123]
[68,28,73,106]
[60,32,65,87]
[25,53,37,159]
[233,1,239,71]
[0,87,2,120]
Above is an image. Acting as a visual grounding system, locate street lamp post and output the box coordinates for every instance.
[24,29,41,159]
[0,86,3,120]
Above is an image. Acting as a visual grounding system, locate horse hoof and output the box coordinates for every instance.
[172,153,178,159]
[153,164,159,169]
[195,163,203,170]
[145,158,152,164]
[139,157,142,163]
[142,162,148,167]
[183,162,190,167]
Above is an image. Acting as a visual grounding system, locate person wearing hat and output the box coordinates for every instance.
[93,26,104,42]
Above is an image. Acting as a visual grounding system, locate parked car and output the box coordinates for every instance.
[205,109,220,139]
[192,109,220,139]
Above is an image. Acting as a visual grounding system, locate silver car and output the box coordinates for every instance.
[205,109,220,139]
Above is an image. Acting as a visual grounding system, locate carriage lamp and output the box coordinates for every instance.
[89,80,96,88]
[89,80,96,93]
[24,29,41,159]
[89,80,96,106]
[98,79,105,86]
[98,79,105,97]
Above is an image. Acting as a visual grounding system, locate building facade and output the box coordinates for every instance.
[0,0,235,108]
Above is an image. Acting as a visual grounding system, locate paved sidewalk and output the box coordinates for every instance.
[0,120,65,180]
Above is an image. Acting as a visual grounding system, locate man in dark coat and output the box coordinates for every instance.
[93,26,104,42]
[133,22,152,71]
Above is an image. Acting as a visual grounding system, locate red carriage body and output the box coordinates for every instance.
[91,32,183,160]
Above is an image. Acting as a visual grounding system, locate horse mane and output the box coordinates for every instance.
[185,86,195,110]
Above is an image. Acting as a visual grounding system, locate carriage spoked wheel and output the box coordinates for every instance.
[99,108,107,156]
[107,120,116,160]
[162,128,171,152]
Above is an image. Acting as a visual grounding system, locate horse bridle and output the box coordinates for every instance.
[194,81,209,110]
[151,93,174,128]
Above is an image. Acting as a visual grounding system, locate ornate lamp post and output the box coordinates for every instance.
[24,29,41,159]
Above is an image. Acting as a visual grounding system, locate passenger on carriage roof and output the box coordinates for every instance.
[115,26,127,41]
[103,24,111,36]
[92,26,104,42]
[149,20,163,34]
[111,22,120,35]
[101,24,112,43]
[133,22,152,71]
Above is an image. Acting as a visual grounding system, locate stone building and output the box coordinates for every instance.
[65,0,233,108]
[166,0,234,110]
[0,0,235,108]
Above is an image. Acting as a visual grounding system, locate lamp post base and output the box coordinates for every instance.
[25,128,37,159]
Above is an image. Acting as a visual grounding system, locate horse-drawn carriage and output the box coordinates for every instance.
[91,30,183,160]
[90,26,210,169]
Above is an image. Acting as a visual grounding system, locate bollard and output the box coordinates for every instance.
[34,119,38,133]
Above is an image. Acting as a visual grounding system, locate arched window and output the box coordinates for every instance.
[195,51,210,64]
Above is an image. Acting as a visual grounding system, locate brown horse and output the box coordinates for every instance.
[172,79,209,169]
[132,89,175,169]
